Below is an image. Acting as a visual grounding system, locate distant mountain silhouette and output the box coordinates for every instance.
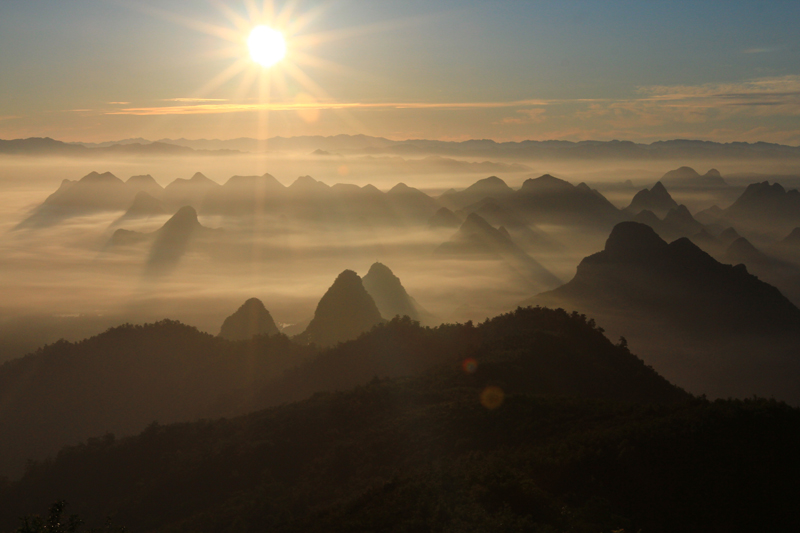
[106,206,218,275]
[725,237,800,306]
[694,204,724,225]
[145,206,213,276]
[535,221,800,333]
[125,174,164,198]
[782,227,800,246]
[0,137,237,156]
[436,213,561,289]
[512,174,621,228]
[625,181,678,217]
[529,221,800,401]
[9,135,800,160]
[772,227,800,264]
[457,197,562,251]
[110,191,166,227]
[428,206,462,228]
[659,166,729,189]
[296,270,384,347]
[663,205,705,235]
[162,172,221,208]
[439,176,515,210]
[718,226,742,246]
[218,298,280,341]
[386,182,441,222]
[0,320,315,478]
[362,262,436,325]
[631,206,706,241]
[721,181,800,236]
[202,173,286,215]
[15,171,131,229]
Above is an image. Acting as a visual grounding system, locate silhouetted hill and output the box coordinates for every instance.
[361,262,435,325]
[0,321,315,478]
[537,221,800,333]
[725,237,800,306]
[428,206,461,228]
[457,197,562,251]
[719,226,743,246]
[439,176,514,210]
[662,204,705,236]
[530,222,800,401]
[512,174,621,228]
[202,173,286,215]
[15,172,131,229]
[0,137,237,156]
[125,175,163,198]
[110,191,166,227]
[783,227,800,246]
[695,204,723,225]
[625,181,678,217]
[106,207,218,274]
[145,206,213,276]
[385,183,441,222]
[722,181,800,236]
[296,270,384,347]
[436,213,562,289]
[218,298,280,341]
[5,310,800,533]
[162,172,220,209]
[660,166,729,188]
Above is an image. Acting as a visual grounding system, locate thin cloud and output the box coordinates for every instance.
[107,99,551,116]
[161,98,231,103]
[107,102,131,105]
[742,47,779,54]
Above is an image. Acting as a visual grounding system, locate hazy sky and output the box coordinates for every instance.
[1,0,799,143]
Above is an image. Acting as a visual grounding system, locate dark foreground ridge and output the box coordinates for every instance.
[1,309,799,532]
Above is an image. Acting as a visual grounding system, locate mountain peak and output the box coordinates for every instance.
[362,262,422,322]
[727,236,761,257]
[604,221,668,259]
[300,270,383,347]
[160,206,200,232]
[782,227,800,245]
[79,171,123,184]
[520,174,573,193]
[189,172,211,182]
[218,298,279,341]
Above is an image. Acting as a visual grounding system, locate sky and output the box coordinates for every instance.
[1,0,799,144]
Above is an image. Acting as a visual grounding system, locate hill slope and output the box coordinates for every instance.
[2,310,800,533]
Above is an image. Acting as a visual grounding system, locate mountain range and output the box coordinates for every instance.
[530,221,800,401]
[6,135,800,160]
[2,308,800,533]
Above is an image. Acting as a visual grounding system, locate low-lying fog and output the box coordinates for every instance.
[1,151,799,366]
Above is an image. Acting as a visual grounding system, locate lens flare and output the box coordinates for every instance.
[480,386,505,410]
[248,26,286,67]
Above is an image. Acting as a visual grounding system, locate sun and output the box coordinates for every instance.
[248,25,286,67]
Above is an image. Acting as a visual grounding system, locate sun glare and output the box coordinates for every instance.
[248,25,286,67]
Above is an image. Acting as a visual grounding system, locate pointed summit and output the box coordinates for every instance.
[428,207,461,228]
[781,228,800,246]
[218,298,280,341]
[439,176,514,210]
[299,270,384,347]
[663,205,705,235]
[144,206,208,276]
[718,227,742,246]
[625,181,678,217]
[362,262,429,323]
